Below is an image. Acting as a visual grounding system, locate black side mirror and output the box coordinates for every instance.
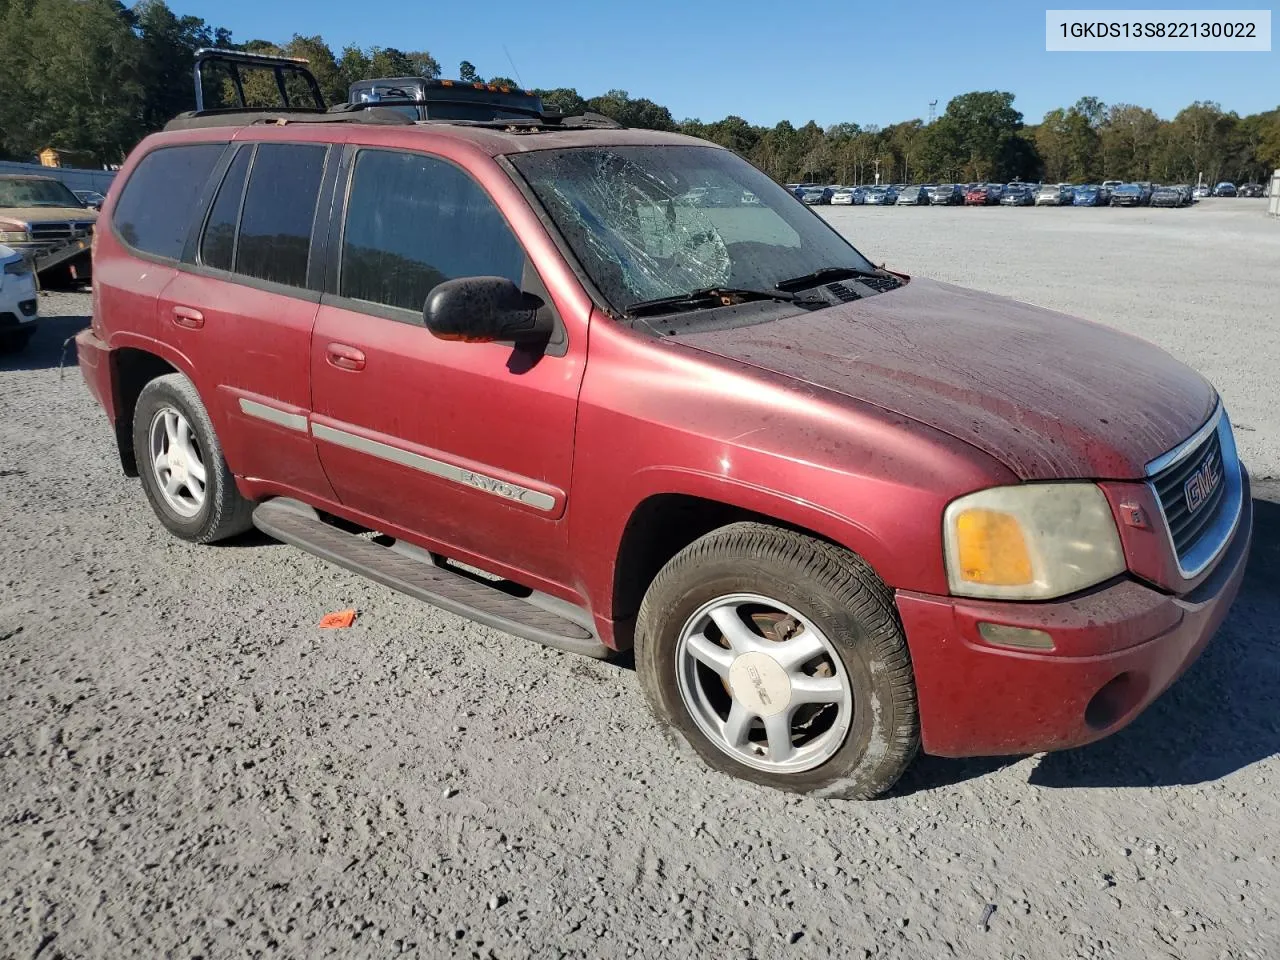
[423,276,552,345]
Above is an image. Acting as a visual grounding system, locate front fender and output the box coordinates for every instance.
[567,318,1016,633]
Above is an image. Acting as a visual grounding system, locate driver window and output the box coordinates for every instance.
[340,149,526,313]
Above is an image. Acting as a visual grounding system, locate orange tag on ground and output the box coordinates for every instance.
[319,609,357,629]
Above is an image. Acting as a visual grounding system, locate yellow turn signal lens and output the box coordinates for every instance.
[954,508,1033,586]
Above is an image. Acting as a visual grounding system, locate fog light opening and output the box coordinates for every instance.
[976,621,1055,650]
[1084,672,1149,731]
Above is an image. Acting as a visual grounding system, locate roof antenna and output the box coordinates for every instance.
[502,44,525,88]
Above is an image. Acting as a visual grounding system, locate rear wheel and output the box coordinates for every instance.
[635,523,919,799]
[132,373,254,543]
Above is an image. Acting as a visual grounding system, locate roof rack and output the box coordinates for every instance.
[194,48,326,112]
[175,49,625,134]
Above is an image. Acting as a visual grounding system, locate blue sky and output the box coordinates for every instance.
[165,0,1278,125]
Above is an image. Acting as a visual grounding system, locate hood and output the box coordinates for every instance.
[675,277,1216,480]
[0,206,96,226]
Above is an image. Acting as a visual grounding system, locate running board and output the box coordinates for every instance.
[252,498,609,659]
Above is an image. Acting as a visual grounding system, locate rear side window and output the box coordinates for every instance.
[235,143,327,288]
[339,150,525,313]
[113,143,226,259]
[199,146,251,271]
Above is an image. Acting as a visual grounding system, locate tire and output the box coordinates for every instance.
[132,373,254,543]
[635,522,919,800]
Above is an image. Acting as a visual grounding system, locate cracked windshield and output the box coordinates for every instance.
[510,145,875,313]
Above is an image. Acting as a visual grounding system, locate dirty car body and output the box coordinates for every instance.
[0,175,97,261]
[79,103,1251,796]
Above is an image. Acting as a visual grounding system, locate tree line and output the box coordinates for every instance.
[2,0,1277,187]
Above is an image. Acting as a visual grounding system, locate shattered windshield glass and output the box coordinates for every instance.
[509,145,876,313]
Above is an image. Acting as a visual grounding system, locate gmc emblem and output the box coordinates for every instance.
[1184,454,1222,514]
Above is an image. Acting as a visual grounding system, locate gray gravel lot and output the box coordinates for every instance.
[2,200,1278,960]
[820,198,1280,479]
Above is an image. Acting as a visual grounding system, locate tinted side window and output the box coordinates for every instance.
[235,143,327,288]
[113,143,227,259]
[340,150,525,312]
[198,146,251,271]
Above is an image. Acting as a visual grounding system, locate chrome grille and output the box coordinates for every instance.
[1151,430,1225,559]
[1145,403,1243,579]
[30,222,72,240]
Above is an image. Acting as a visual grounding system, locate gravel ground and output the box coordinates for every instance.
[820,198,1280,479]
[2,201,1278,960]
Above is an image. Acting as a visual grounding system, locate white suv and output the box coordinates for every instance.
[0,244,38,353]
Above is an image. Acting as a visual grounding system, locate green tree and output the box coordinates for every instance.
[924,91,1037,181]
[0,0,146,164]
[458,60,481,83]
[586,90,676,131]
[1036,99,1102,181]
[134,0,228,124]
[284,35,346,106]
[1161,101,1237,184]
[1099,104,1162,180]
[534,87,586,115]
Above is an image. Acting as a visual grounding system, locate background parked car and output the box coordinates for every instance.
[1110,183,1147,207]
[1238,182,1265,198]
[895,185,931,206]
[862,185,898,205]
[999,183,1035,206]
[1035,183,1073,205]
[829,187,858,205]
[928,183,964,205]
[799,187,827,205]
[1213,182,1237,197]
[966,183,1003,205]
[72,190,106,211]
[1072,184,1108,206]
[1149,185,1188,207]
[1102,180,1123,191]
[1194,184,1211,198]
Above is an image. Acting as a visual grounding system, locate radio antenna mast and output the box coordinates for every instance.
[928,100,938,125]
[502,44,525,88]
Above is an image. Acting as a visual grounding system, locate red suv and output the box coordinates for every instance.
[78,99,1251,799]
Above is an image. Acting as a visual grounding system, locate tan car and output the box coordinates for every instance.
[0,175,98,265]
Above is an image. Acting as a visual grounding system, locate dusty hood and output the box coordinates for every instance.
[675,277,1216,480]
[0,206,96,226]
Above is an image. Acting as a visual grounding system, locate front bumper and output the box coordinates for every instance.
[0,272,38,332]
[897,481,1252,757]
[75,326,116,419]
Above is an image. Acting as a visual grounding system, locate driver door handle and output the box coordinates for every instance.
[171,305,204,329]
[325,343,366,372]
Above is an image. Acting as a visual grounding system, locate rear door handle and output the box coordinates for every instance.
[171,306,204,329]
[325,342,366,372]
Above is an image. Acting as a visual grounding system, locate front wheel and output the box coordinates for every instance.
[635,523,919,799]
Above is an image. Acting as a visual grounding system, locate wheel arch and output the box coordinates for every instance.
[107,338,195,476]
[604,475,895,650]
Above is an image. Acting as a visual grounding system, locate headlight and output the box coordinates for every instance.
[3,259,31,276]
[943,484,1125,600]
[0,230,31,243]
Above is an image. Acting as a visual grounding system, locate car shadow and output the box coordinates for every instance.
[0,312,90,372]
[894,487,1280,796]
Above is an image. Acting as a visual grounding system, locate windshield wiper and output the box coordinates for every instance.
[775,266,890,292]
[626,286,815,318]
